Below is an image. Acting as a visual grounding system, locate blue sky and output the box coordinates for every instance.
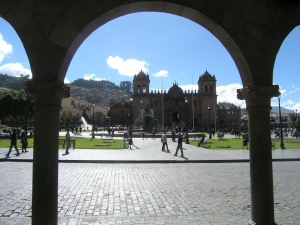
[0,12,299,110]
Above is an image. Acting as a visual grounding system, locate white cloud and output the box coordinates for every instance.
[216,83,245,107]
[288,88,299,94]
[107,56,149,76]
[292,102,300,110]
[153,70,168,77]
[0,63,32,78]
[281,99,294,108]
[83,73,106,81]
[0,33,13,63]
[84,74,96,80]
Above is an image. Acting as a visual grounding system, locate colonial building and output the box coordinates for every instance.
[60,97,110,128]
[109,70,241,130]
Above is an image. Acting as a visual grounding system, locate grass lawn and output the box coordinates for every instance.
[189,137,300,150]
[0,137,126,149]
[0,136,299,150]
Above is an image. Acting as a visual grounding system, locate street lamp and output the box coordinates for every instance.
[185,97,190,144]
[92,102,95,138]
[208,105,211,139]
[278,95,285,149]
[129,96,134,138]
[25,94,29,135]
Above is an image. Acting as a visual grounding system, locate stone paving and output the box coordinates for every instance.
[0,134,299,224]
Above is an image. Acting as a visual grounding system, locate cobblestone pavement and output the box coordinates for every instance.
[0,161,299,225]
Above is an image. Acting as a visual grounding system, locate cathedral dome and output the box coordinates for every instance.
[168,82,183,95]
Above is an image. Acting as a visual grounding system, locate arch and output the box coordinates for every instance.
[1,2,300,225]
[142,85,147,93]
[58,2,253,87]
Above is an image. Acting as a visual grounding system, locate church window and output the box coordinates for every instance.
[210,85,213,92]
[142,85,146,93]
[205,85,208,92]
[137,85,141,93]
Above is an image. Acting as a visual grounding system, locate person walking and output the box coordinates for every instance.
[152,127,156,139]
[21,131,28,153]
[64,128,71,155]
[5,129,20,157]
[171,129,176,142]
[161,132,169,151]
[174,133,184,157]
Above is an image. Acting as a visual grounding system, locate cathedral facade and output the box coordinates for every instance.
[109,70,241,130]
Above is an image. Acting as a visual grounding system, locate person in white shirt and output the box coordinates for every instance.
[161,132,169,151]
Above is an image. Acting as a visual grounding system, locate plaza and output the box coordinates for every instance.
[1,134,300,225]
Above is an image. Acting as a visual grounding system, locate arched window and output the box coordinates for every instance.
[210,85,213,92]
[137,85,141,93]
[142,85,146,93]
[205,85,208,93]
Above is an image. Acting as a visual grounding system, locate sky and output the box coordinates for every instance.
[0,12,299,110]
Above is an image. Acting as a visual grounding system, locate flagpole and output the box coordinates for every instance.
[192,74,194,130]
[214,89,216,132]
[162,75,164,129]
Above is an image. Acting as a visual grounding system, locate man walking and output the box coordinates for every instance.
[65,128,71,155]
[174,133,184,157]
[6,129,20,157]
[161,132,169,151]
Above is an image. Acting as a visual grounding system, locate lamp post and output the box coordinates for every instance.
[208,105,211,139]
[185,97,189,144]
[278,95,285,149]
[129,96,133,138]
[92,102,95,138]
[25,94,29,135]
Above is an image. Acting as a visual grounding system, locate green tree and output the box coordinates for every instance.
[0,90,34,128]
[120,81,132,92]
[61,111,73,129]
[289,113,300,129]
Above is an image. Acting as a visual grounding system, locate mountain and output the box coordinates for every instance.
[0,73,30,89]
[270,106,293,114]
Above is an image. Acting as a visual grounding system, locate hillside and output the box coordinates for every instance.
[0,74,131,107]
[0,73,30,90]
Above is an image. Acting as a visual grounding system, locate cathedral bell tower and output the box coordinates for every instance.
[133,70,150,95]
[132,70,150,124]
[198,70,217,126]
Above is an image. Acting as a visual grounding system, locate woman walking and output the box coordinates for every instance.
[21,131,28,153]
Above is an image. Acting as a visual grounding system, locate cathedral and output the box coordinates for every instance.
[109,70,241,130]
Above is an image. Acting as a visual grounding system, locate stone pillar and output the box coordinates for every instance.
[237,85,280,225]
[25,81,68,225]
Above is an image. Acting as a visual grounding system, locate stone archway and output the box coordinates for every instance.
[1,1,300,225]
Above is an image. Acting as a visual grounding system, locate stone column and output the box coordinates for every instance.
[25,81,68,225]
[238,85,280,225]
